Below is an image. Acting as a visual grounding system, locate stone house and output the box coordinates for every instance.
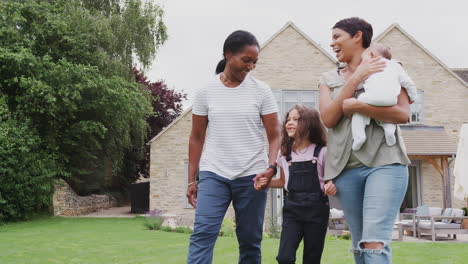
[148,22,468,227]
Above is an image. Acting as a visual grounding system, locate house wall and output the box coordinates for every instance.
[378,27,468,208]
[253,25,336,90]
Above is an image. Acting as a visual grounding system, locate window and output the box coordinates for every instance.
[410,91,424,124]
[401,161,422,209]
[273,90,319,119]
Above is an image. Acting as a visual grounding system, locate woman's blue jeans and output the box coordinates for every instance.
[187,171,267,264]
[334,164,408,264]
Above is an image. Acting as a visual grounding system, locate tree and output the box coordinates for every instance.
[124,68,187,180]
[134,67,186,141]
[0,96,61,222]
[0,0,168,220]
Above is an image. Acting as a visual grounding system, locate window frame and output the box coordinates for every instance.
[273,89,319,119]
[183,160,194,209]
[409,90,424,124]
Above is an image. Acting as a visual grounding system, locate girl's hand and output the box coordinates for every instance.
[351,56,386,83]
[324,181,337,196]
[253,168,274,190]
[254,177,269,190]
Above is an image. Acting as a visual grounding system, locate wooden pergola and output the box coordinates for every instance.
[401,125,458,209]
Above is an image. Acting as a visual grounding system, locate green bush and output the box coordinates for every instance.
[264,217,281,239]
[219,218,236,237]
[143,217,163,230]
[0,103,61,222]
[143,209,164,230]
[338,233,352,240]
[161,226,173,232]
[174,226,192,234]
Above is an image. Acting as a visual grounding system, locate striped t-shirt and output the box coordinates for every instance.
[192,74,278,180]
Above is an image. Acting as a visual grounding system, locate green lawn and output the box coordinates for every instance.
[0,217,467,264]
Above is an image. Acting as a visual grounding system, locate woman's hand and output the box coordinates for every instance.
[351,56,386,84]
[186,183,198,208]
[342,97,365,118]
[254,177,269,190]
[324,181,337,196]
[347,89,411,124]
[253,168,275,190]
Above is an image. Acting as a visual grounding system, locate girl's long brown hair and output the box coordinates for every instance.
[280,105,327,157]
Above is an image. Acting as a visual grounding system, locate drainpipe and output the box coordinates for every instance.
[447,155,456,208]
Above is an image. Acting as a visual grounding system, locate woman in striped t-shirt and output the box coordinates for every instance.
[186,30,280,264]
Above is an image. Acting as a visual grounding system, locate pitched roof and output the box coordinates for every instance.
[261,21,338,65]
[148,107,192,144]
[400,125,457,156]
[375,23,468,88]
[452,68,468,84]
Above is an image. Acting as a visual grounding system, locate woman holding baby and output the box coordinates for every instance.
[318,17,412,264]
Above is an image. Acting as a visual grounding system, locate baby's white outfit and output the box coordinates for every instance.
[352,58,418,151]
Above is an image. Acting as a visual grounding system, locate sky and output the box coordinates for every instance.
[145,0,468,107]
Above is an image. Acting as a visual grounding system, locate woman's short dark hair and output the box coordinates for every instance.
[215,30,260,74]
[333,17,373,48]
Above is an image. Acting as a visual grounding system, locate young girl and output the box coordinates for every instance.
[255,105,336,264]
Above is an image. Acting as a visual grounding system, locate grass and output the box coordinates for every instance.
[0,217,467,264]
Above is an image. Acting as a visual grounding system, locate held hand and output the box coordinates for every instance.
[324,181,337,196]
[253,168,275,191]
[186,184,198,208]
[254,177,269,190]
[352,55,386,83]
[342,98,364,117]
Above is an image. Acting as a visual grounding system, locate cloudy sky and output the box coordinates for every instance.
[146,0,468,107]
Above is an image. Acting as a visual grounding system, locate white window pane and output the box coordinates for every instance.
[409,91,424,124]
[184,161,191,208]
[284,102,297,113]
[284,91,299,102]
[277,90,322,117]
[303,102,315,109]
[301,91,318,109]
[301,91,316,102]
[272,90,281,101]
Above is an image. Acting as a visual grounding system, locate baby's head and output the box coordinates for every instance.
[362,43,392,60]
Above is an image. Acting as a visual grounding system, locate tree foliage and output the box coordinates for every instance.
[0,97,61,222]
[0,0,169,221]
[126,68,186,179]
[133,67,186,141]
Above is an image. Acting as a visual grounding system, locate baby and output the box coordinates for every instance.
[352,43,418,151]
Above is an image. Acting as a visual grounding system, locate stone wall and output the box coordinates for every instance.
[53,179,118,216]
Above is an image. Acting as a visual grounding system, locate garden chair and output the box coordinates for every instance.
[417,208,468,242]
[397,205,442,240]
[328,208,346,236]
